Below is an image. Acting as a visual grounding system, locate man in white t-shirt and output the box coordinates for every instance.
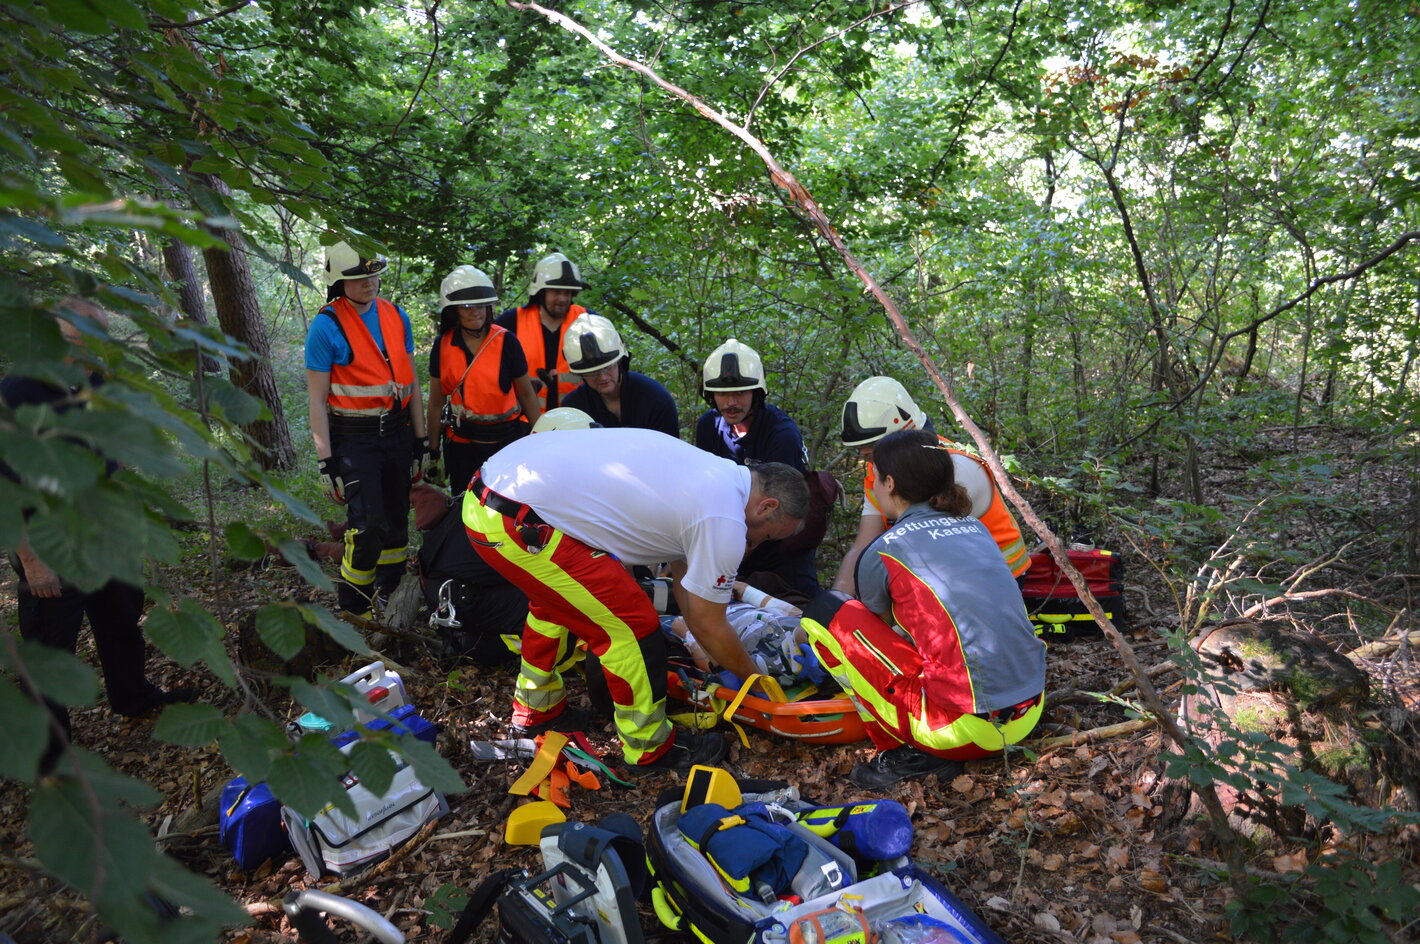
[462,428,809,774]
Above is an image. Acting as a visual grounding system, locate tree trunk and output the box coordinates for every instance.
[199,177,296,470]
[161,236,221,373]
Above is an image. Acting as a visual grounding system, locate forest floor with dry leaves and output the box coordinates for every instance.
[1,423,1417,943]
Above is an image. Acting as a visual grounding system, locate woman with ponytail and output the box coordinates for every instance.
[802,429,1046,788]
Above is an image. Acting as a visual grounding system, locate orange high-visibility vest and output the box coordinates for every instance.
[513,303,585,405]
[437,326,521,441]
[865,440,1031,577]
[325,298,415,416]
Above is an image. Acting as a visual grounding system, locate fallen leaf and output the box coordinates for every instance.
[1110,932,1142,944]
[1035,913,1062,932]
[951,774,974,793]
[1272,850,1308,873]
[985,895,1012,912]
[1106,845,1130,870]
[1042,853,1066,871]
[1139,868,1167,892]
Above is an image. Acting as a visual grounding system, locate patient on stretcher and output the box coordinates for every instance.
[663,581,823,687]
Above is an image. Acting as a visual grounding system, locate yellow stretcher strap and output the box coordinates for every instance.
[721,674,787,748]
[509,731,569,796]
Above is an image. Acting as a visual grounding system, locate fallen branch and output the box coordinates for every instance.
[1033,716,1157,749]
[1048,661,1179,705]
[1176,855,1300,884]
[1349,630,1420,661]
[427,828,489,842]
[154,824,218,843]
[1240,587,1378,619]
[1147,925,1201,944]
[323,818,440,896]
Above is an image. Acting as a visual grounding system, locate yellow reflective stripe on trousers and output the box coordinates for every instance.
[377,546,407,566]
[341,529,375,586]
[801,618,902,732]
[464,498,670,764]
[852,629,905,676]
[514,612,567,712]
[906,695,1045,754]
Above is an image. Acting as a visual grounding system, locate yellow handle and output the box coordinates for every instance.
[650,886,682,930]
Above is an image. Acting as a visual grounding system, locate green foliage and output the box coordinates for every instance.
[423,882,471,930]
[1226,853,1420,944]
[0,0,464,936]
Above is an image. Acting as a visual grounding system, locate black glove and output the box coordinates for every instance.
[319,456,347,504]
[411,436,432,484]
[425,443,445,486]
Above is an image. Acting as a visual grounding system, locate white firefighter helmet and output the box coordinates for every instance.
[440,265,498,310]
[323,241,387,287]
[526,252,587,299]
[840,376,927,446]
[702,338,766,394]
[562,313,626,374]
[532,406,600,433]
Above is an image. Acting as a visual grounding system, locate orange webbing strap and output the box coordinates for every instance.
[509,731,569,795]
[533,765,572,808]
[721,674,788,748]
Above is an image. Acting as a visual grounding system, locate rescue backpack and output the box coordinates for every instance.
[645,774,1007,944]
[419,494,527,665]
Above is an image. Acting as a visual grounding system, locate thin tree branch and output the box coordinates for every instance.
[150,1,250,30]
[1219,229,1420,345]
[1240,588,1379,620]
[927,0,1026,187]
[604,298,699,371]
[389,0,442,140]
[744,1,921,130]
[1100,230,1420,458]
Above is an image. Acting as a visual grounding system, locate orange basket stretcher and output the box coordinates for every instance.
[666,669,867,745]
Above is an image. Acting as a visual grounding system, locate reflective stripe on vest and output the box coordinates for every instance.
[514,303,584,404]
[865,441,1030,577]
[325,298,415,416]
[440,326,521,424]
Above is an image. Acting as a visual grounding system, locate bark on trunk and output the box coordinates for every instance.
[198,177,296,470]
[161,237,221,373]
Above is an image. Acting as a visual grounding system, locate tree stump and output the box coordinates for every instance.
[1145,619,1410,838]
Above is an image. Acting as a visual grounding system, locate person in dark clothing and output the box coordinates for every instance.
[692,338,819,595]
[558,313,679,437]
[4,299,194,772]
[417,489,528,668]
[693,339,806,470]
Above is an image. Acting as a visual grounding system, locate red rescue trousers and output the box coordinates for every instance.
[462,494,673,766]
[801,600,1043,760]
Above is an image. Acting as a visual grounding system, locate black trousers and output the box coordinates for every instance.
[331,426,414,611]
[17,575,157,769]
[442,423,530,497]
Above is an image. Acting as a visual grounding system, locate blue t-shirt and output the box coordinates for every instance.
[304,298,415,372]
